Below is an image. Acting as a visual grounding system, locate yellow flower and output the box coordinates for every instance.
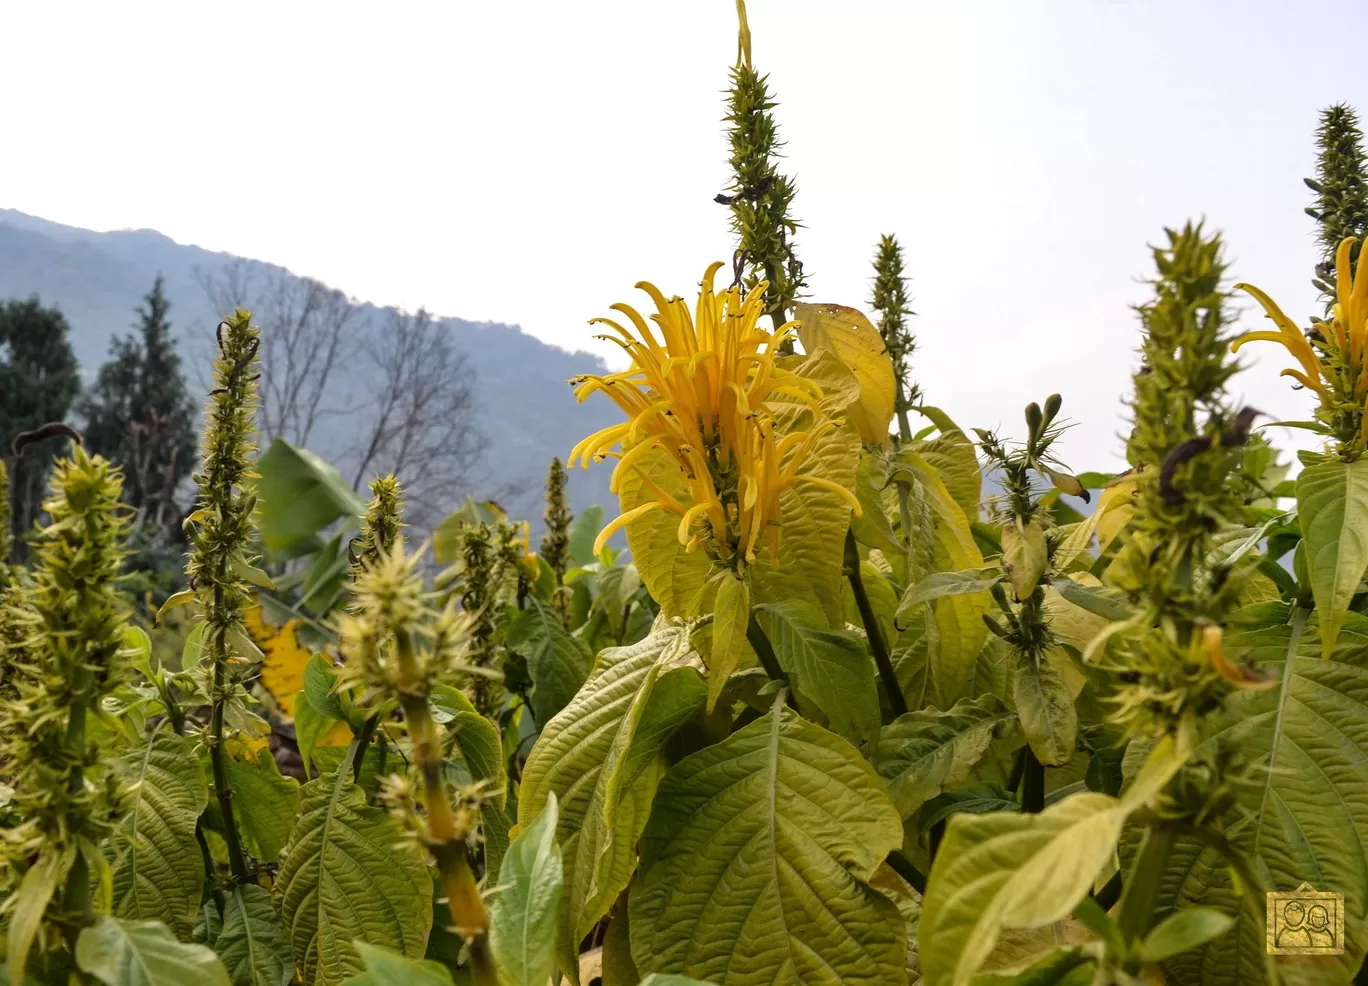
[1234,236,1368,449]
[570,262,859,568]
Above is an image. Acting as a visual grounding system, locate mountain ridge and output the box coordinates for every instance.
[0,208,619,524]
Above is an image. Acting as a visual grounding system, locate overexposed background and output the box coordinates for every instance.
[2,0,1364,471]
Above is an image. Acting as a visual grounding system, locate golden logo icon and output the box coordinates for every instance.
[1267,882,1344,956]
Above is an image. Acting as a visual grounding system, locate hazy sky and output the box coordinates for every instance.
[3,0,1366,471]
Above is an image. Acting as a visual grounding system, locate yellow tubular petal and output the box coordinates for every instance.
[1236,282,1325,378]
[1229,330,1287,352]
[593,501,665,556]
[791,475,863,516]
[1279,368,1328,395]
[1338,237,1356,314]
[676,502,710,545]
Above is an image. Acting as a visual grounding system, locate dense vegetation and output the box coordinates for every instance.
[3,5,1368,986]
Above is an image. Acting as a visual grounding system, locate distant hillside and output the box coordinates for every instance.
[0,209,618,526]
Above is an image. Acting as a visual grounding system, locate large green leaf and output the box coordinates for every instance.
[1296,458,1368,657]
[255,438,366,556]
[6,850,62,986]
[919,736,1188,986]
[430,684,507,804]
[707,573,749,713]
[225,748,299,863]
[1012,651,1077,768]
[618,448,713,620]
[214,886,295,986]
[871,695,1018,819]
[76,917,230,986]
[507,598,594,726]
[757,600,881,743]
[111,730,209,940]
[519,627,707,982]
[489,794,563,986]
[896,568,1002,615]
[629,701,907,985]
[1137,608,1368,986]
[909,409,982,521]
[569,504,606,567]
[793,303,896,444]
[275,759,433,985]
[340,943,455,986]
[432,496,508,565]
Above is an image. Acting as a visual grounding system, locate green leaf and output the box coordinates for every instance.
[909,409,982,521]
[1051,577,1134,622]
[871,695,1018,819]
[214,885,295,986]
[896,568,1002,617]
[489,795,564,986]
[707,573,749,713]
[617,449,713,620]
[1140,907,1235,964]
[6,850,62,986]
[294,687,340,776]
[1137,608,1368,985]
[112,730,209,941]
[304,653,346,720]
[340,943,456,986]
[519,627,706,982]
[794,303,896,444]
[919,784,1021,833]
[76,917,230,986]
[569,504,606,566]
[919,735,1189,986]
[1012,652,1077,768]
[429,685,507,804]
[757,599,881,743]
[1002,519,1048,601]
[276,760,433,985]
[639,978,720,986]
[225,749,299,863]
[507,598,594,726]
[432,496,508,564]
[1296,458,1368,657]
[255,438,366,556]
[629,701,907,985]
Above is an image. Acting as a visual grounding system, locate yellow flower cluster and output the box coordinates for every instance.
[1234,236,1368,452]
[570,263,856,568]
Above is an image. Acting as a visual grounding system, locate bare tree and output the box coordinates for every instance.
[195,261,359,446]
[350,307,488,529]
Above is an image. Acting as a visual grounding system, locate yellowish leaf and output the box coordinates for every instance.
[795,303,896,445]
[1002,519,1048,600]
[258,618,311,718]
[707,574,750,712]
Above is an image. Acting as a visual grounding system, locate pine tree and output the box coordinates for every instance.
[79,277,197,526]
[1305,104,1368,303]
[0,298,82,556]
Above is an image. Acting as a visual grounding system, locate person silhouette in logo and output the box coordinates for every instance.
[1307,904,1335,949]
[1277,901,1313,948]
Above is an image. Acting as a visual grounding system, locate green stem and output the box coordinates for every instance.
[1117,821,1179,942]
[844,529,908,716]
[1021,747,1045,813]
[885,850,927,895]
[351,713,380,784]
[210,623,250,884]
[745,613,788,688]
[61,674,95,935]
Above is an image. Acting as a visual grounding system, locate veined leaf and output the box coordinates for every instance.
[896,567,1002,616]
[276,758,433,985]
[76,917,230,986]
[430,685,507,806]
[258,618,310,718]
[1012,652,1077,768]
[340,943,455,986]
[224,749,299,863]
[215,885,295,986]
[294,688,351,776]
[707,574,749,713]
[519,628,707,982]
[489,795,563,986]
[1002,519,1048,601]
[112,730,209,941]
[6,849,63,986]
[1052,577,1135,623]
[618,447,713,620]
[432,496,508,565]
[1139,908,1235,964]
[1296,458,1368,657]
[794,303,896,444]
[255,438,366,556]
[757,599,881,743]
[871,695,1018,819]
[507,598,594,725]
[1138,608,1368,986]
[910,407,982,521]
[920,735,1189,986]
[630,701,907,985]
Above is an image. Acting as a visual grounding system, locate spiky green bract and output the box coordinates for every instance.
[185,310,261,884]
[352,474,405,581]
[871,234,920,429]
[0,459,12,579]
[0,448,130,939]
[539,458,571,583]
[724,50,805,335]
[1306,104,1368,301]
[460,524,505,717]
[1113,223,1253,739]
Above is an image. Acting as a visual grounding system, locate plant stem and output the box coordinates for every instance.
[885,849,927,895]
[61,673,95,936]
[210,654,250,884]
[351,713,380,784]
[745,614,789,688]
[1021,747,1045,813]
[1117,820,1178,942]
[844,529,908,716]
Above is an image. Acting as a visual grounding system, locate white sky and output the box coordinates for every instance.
[2,0,1366,472]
